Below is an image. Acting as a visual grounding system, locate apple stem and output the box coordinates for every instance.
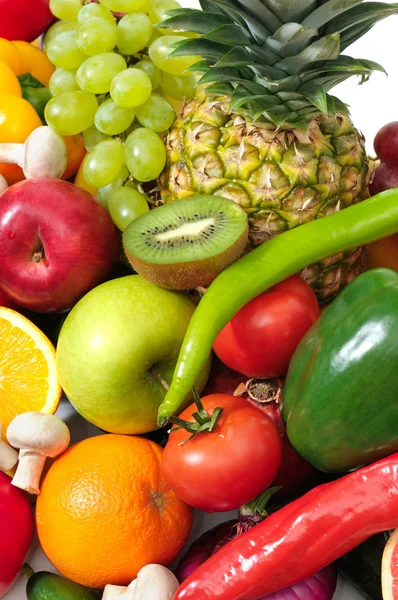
[0,143,23,167]
[31,248,45,263]
[151,368,170,391]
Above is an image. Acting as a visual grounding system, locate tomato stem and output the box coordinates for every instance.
[169,387,224,445]
[240,486,281,519]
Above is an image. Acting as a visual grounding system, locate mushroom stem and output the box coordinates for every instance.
[0,143,23,166]
[0,127,67,180]
[11,449,46,495]
[6,412,71,495]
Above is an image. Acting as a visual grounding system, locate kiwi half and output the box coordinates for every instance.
[122,195,248,290]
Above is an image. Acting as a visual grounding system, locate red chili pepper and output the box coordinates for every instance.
[0,472,34,598]
[174,453,398,600]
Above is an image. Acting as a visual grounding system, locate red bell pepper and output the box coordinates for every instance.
[175,453,398,600]
[0,472,34,598]
[0,0,54,42]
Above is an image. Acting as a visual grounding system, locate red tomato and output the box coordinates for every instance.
[213,275,320,379]
[0,472,34,597]
[162,394,282,512]
[0,0,54,43]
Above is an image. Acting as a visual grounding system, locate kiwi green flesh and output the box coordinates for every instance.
[125,228,248,290]
[123,195,248,265]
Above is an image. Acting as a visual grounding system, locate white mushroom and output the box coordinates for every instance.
[103,565,179,600]
[0,175,8,194]
[6,412,70,495]
[0,421,18,472]
[0,126,67,180]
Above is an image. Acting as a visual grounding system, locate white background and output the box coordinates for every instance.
[5,0,398,598]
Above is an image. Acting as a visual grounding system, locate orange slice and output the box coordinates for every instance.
[0,308,61,438]
[382,529,398,600]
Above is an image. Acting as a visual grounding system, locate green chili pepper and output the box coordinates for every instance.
[157,188,398,425]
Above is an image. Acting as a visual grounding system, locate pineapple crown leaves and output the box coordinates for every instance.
[160,0,398,127]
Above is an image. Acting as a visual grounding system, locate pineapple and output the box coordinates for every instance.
[159,0,398,302]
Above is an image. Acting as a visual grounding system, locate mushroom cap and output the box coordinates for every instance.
[23,126,68,180]
[7,412,70,457]
[135,564,179,598]
[0,437,18,472]
[0,174,8,194]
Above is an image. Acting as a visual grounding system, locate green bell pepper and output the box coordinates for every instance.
[281,268,398,473]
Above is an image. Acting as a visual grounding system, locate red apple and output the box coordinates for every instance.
[0,290,17,309]
[0,178,120,313]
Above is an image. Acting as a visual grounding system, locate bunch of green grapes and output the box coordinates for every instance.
[45,0,198,231]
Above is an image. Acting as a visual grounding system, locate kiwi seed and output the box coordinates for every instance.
[122,195,248,290]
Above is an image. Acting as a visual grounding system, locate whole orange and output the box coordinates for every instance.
[36,434,193,589]
[62,134,86,180]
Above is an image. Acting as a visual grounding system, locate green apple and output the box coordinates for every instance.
[56,275,211,434]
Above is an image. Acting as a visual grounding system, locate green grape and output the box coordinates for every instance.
[135,93,174,132]
[83,139,125,188]
[110,68,152,108]
[97,165,129,208]
[99,0,150,12]
[50,0,83,21]
[95,98,135,135]
[116,13,152,55]
[45,90,98,136]
[43,20,79,53]
[148,0,180,27]
[78,3,115,23]
[148,36,200,76]
[125,127,166,181]
[160,71,196,101]
[108,186,149,231]
[77,53,126,94]
[47,31,87,69]
[82,125,109,151]
[77,17,117,56]
[148,27,163,46]
[49,68,79,95]
[135,60,161,90]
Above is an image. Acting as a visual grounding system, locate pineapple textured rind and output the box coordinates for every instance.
[161,92,370,302]
[158,0,397,301]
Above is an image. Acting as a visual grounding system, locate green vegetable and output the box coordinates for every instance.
[338,531,393,600]
[25,568,98,600]
[157,188,398,425]
[18,73,52,123]
[281,268,398,472]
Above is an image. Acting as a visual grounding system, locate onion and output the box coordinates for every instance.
[176,492,337,600]
[264,567,337,600]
